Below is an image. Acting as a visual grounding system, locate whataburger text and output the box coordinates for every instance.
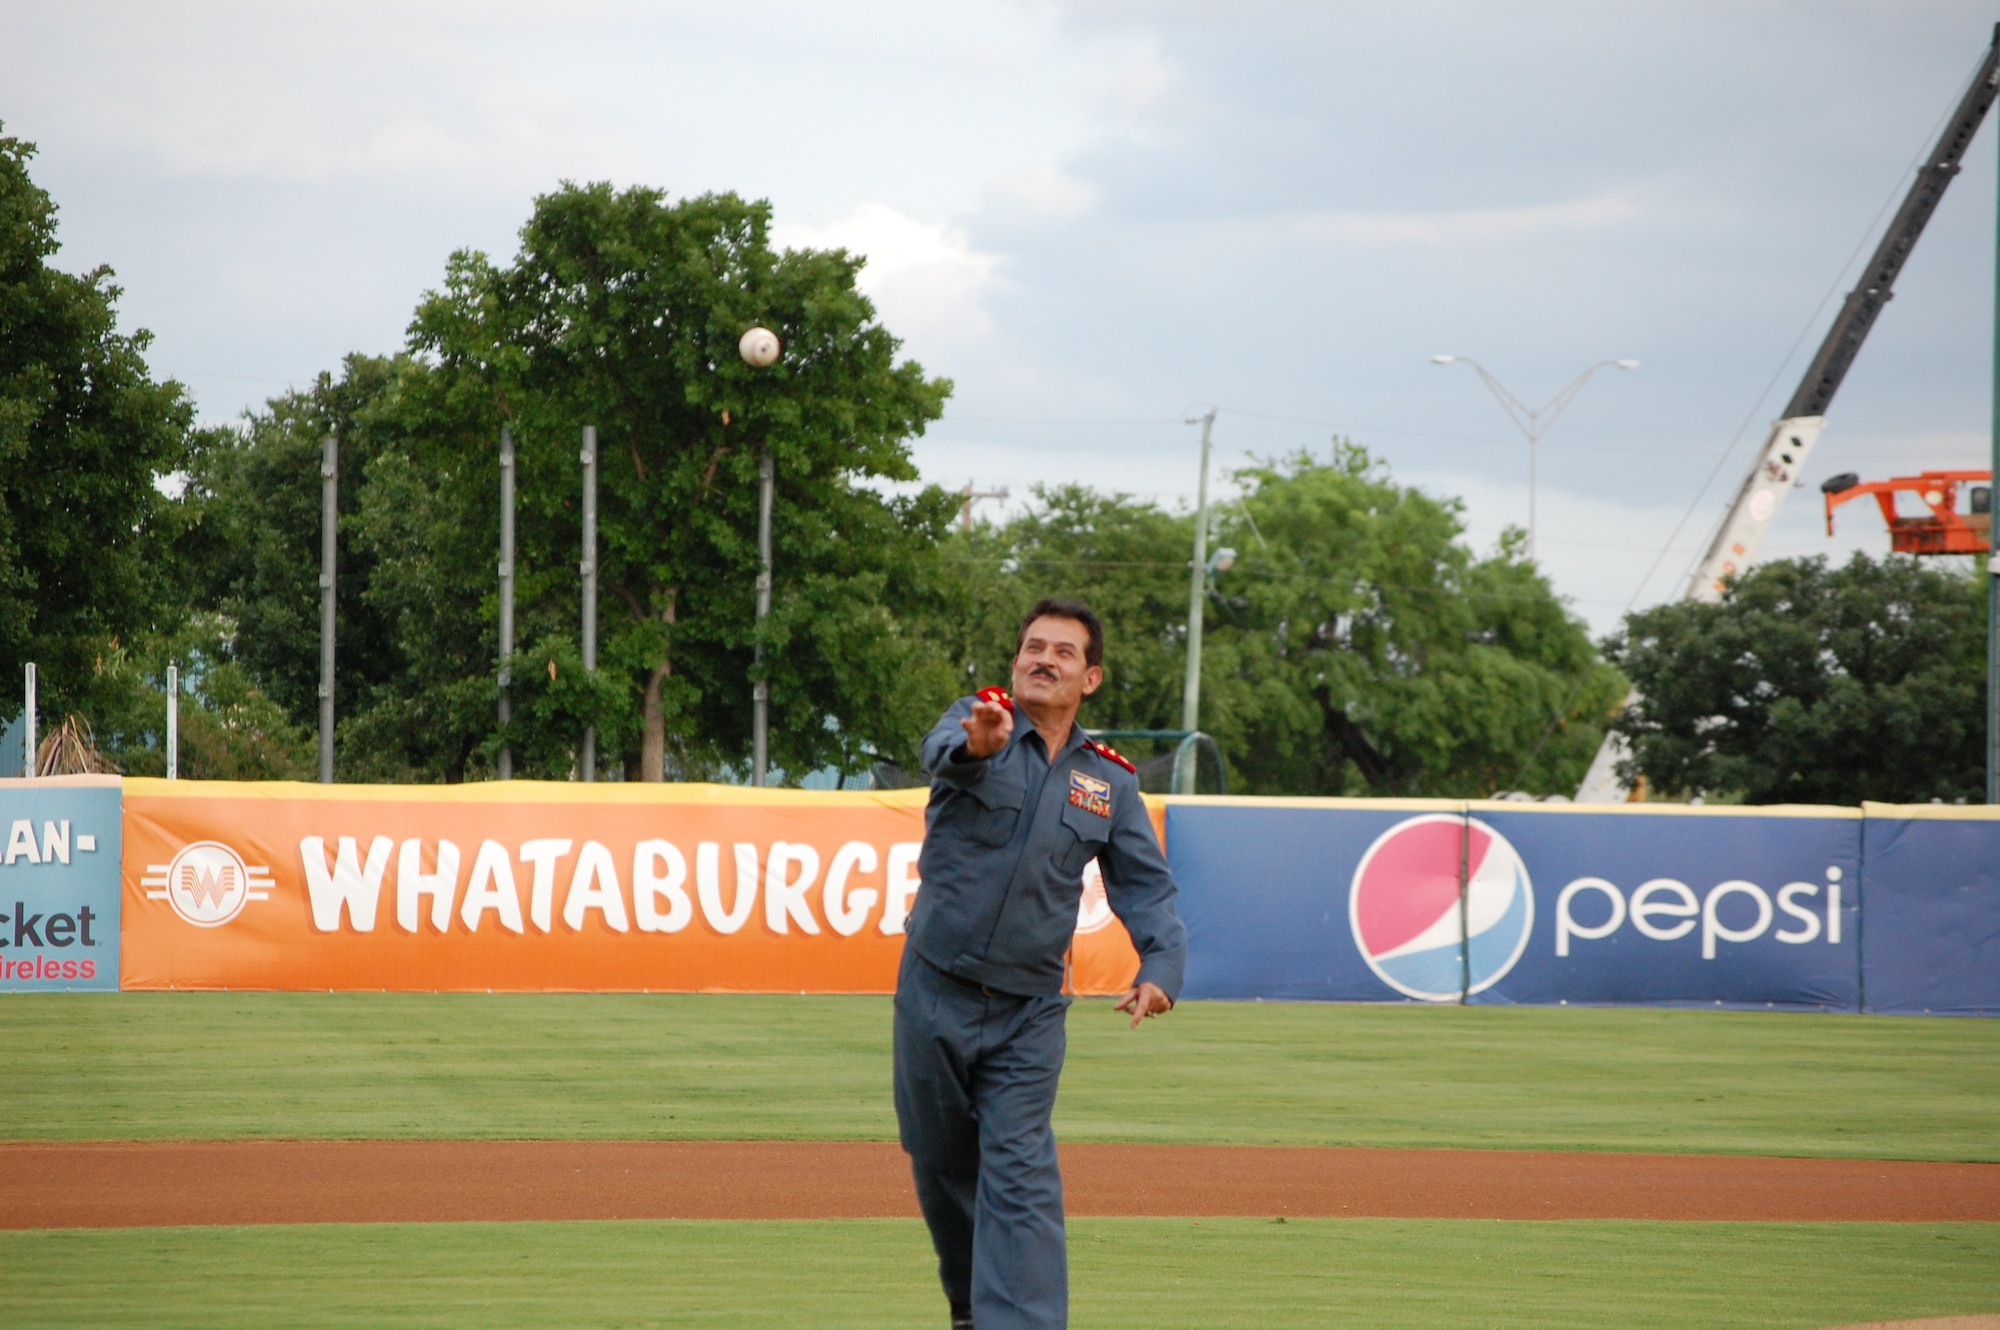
[118,785,1147,993]
[298,835,924,938]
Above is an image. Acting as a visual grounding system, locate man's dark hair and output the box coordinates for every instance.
[1016,598,1104,668]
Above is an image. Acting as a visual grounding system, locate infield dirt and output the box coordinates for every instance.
[5,1140,1996,1229]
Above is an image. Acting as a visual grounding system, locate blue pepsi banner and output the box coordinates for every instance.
[1170,799,1470,1002]
[1858,806,2000,1016]
[1473,805,1860,1011]
[0,777,121,991]
[1168,799,1864,1010]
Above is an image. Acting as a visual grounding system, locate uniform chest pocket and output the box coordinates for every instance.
[956,773,1026,847]
[1056,801,1111,877]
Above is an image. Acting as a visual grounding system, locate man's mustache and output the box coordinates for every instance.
[1027,666,1060,680]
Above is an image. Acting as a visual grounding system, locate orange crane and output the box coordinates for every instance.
[1821,469,1992,555]
[1572,25,2000,800]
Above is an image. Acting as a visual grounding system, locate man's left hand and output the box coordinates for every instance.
[1113,981,1172,1029]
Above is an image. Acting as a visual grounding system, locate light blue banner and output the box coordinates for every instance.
[0,778,121,991]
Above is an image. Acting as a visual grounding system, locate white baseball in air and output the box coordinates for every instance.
[739,327,781,368]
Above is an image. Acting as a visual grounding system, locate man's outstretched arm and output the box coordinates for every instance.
[921,696,1009,788]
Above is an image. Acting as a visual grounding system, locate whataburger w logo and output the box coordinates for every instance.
[1348,814,1534,1002]
[1074,859,1115,935]
[143,841,275,928]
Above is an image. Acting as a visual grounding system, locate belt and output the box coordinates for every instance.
[921,954,1009,999]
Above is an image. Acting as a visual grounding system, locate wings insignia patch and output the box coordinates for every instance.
[1068,769,1112,818]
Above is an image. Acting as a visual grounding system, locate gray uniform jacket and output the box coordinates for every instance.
[906,694,1188,1001]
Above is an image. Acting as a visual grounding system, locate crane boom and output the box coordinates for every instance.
[1575,25,2000,802]
[1686,24,1999,605]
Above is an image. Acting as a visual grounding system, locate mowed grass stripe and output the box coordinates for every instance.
[4,994,1996,1160]
[3,1218,1996,1330]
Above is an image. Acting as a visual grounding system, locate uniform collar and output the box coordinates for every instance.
[1011,707,1089,763]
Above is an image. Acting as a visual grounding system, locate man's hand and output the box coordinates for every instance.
[961,697,1014,758]
[1113,981,1172,1029]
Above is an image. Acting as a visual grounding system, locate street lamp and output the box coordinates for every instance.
[1430,355,1639,563]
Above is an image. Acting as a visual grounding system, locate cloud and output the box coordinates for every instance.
[983,167,1100,220]
[7,3,636,191]
[773,204,1003,356]
[1295,190,1643,249]
[1104,42,1175,114]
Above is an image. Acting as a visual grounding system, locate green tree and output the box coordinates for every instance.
[925,484,1195,725]
[196,186,961,783]
[401,184,958,781]
[83,615,314,780]
[0,127,208,725]
[1214,448,1620,796]
[186,356,412,748]
[925,447,1621,797]
[1605,552,1987,804]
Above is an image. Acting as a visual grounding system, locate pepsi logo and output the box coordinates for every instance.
[1349,814,1534,1001]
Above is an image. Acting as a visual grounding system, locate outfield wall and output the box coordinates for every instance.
[1166,797,1996,1015]
[0,779,1993,1012]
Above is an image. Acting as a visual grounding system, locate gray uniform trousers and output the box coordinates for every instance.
[894,944,1070,1330]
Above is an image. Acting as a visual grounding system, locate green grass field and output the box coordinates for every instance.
[4,993,1996,1159]
[4,994,1997,1328]
[4,1219,1996,1329]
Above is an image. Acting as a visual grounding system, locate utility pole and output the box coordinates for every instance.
[1178,409,1217,793]
[319,434,337,784]
[580,425,598,782]
[166,664,179,780]
[752,448,774,786]
[498,426,516,780]
[958,481,1009,531]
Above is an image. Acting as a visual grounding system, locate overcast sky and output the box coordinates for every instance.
[5,0,1994,634]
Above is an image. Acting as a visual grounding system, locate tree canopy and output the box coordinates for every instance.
[0,126,208,728]
[194,185,959,782]
[925,446,1623,797]
[6,141,1637,797]
[1605,552,1987,804]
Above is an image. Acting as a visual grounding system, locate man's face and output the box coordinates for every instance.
[1011,615,1103,714]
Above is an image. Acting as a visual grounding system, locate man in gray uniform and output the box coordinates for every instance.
[895,597,1188,1330]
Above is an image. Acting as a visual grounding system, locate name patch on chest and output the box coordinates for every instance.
[1068,770,1112,818]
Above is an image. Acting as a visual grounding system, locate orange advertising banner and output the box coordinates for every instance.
[120,779,1147,995]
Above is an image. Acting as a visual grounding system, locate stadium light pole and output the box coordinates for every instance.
[23,661,36,775]
[753,448,774,786]
[498,426,515,781]
[1431,356,1638,563]
[739,326,782,787]
[581,425,598,783]
[166,664,179,780]
[318,433,337,783]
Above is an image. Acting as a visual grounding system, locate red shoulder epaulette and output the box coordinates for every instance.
[976,686,1014,712]
[1088,740,1137,774]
